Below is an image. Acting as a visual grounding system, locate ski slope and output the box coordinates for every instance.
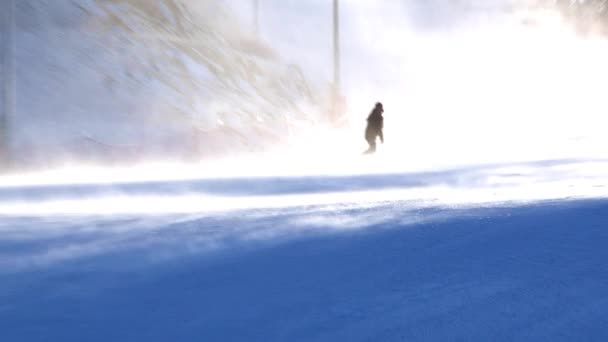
[2,158,608,341]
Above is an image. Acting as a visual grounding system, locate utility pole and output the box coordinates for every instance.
[253,0,260,35]
[1,0,15,168]
[331,0,343,126]
[332,0,340,93]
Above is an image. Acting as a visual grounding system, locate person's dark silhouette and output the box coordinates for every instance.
[364,102,384,154]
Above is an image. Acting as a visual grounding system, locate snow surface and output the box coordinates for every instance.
[2,158,608,341]
[4,1,608,340]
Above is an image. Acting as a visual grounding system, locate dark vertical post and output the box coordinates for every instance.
[333,0,341,92]
[254,0,260,35]
[1,0,15,168]
[331,0,342,125]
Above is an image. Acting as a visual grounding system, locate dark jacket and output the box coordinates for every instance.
[365,108,384,142]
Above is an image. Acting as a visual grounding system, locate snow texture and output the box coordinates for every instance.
[1,158,608,341]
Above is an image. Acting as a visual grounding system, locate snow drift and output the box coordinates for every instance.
[7,0,324,167]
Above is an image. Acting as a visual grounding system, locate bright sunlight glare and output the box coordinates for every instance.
[1,7,608,215]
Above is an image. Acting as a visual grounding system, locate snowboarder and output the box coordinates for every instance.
[364,102,384,154]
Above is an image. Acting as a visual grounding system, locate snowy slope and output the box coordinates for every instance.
[11,0,323,167]
[4,2,608,340]
[1,159,608,341]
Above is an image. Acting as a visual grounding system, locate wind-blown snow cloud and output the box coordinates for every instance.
[9,0,325,167]
[245,0,608,166]
[2,158,608,270]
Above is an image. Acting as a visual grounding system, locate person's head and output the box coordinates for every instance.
[375,102,383,112]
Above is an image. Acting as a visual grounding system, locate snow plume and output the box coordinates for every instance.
[321,0,608,166]
[8,0,324,169]
[154,0,608,171]
[5,0,608,182]
[205,0,600,169]
[3,158,608,269]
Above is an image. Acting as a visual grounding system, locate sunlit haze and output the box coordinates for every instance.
[1,0,608,211]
